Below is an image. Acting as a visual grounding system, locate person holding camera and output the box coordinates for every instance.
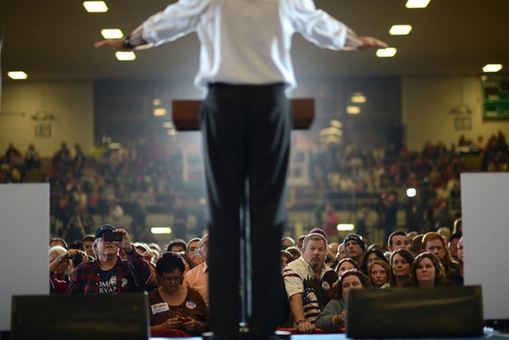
[68,224,151,294]
[49,245,90,293]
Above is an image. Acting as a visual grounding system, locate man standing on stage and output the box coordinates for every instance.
[96,1,386,338]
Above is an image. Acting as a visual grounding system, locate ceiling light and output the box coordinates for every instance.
[167,129,177,137]
[482,64,503,73]
[351,92,366,103]
[108,142,122,149]
[405,0,430,8]
[346,106,361,115]
[406,188,417,198]
[151,227,172,234]
[7,71,28,80]
[83,1,108,13]
[101,29,123,39]
[153,108,167,117]
[153,98,162,106]
[390,25,412,35]
[376,47,397,58]
[337,224,355,231]
[115,51,136,61]
[162,121,174,128]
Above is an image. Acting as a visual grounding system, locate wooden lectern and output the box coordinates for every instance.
[172,98,314,131]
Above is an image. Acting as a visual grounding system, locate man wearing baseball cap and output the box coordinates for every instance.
[68,224,151,294]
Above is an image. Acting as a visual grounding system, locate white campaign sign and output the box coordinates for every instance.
[461,173,509,320]
[0,184,49,331]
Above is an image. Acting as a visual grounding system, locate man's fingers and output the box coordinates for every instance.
[94,40,108,48]
[94,39,123,49]
[358,36,388,50]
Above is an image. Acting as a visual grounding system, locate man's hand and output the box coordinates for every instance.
[296,320,315,333]
[94,39,124,49]
[115,228,133,253]
[357,36,388,50]
[66,249,80,257]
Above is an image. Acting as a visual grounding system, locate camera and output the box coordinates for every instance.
[103,230,123,242]
[70,253,85,267]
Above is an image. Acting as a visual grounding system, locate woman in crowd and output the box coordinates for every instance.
[390,249,414,287]
[422,232,462,285]
[315,270,370,332]
[368,259,391,288]
[411,252,446,287]
[359,244,388,275]
[149,252,208,336]
[335,257,359,276]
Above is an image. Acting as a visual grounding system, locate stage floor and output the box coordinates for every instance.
[150,329,509,340]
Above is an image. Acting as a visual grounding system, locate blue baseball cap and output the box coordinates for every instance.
[95,224,116,238]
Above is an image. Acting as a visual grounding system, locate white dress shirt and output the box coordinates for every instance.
[134,0,361,89]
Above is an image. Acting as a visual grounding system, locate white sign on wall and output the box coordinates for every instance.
[461,173,509,320]
[0,184,49,331]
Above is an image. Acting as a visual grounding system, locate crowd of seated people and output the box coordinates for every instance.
[48,217,465,336]
[309,131,508,195]
[3,130,506,242]
[309,132,508,235]
[1,141,185,242]
[280,225,465,334]
[48,225,209,337]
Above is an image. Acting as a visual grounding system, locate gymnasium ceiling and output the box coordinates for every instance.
[1,0,508,82]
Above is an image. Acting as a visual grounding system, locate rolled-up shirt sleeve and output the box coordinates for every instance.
[288,0,362,50]
[283,268,304,298]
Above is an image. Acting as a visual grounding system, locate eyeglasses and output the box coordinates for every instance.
[160,275,182,283]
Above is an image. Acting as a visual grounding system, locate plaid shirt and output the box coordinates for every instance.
[68,248,151,294]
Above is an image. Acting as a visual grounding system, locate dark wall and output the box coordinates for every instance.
[94,77,402,147]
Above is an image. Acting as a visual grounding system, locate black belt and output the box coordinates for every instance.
[208,82,287,89]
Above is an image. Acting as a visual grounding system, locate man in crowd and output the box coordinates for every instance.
[388,230,410,252]
[82,234,95,258]
[448,232,462,261]
[167,239,187,253]
[187,237,204,266]
[284,233,336,333]
[386,230,411,258]
[343,233,366,266]
[68,224,151,294]
[184,234,209,306]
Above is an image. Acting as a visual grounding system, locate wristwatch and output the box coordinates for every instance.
[122,35,135,50]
